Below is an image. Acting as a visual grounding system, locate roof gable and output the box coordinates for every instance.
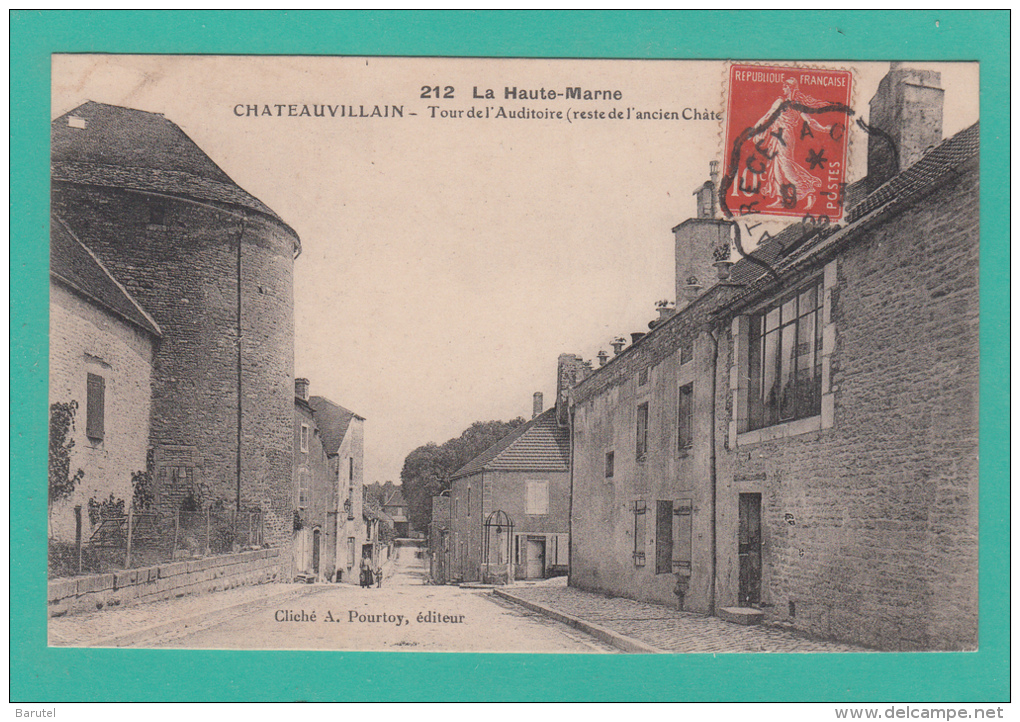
[307,395,364,455]
[50,216,161,337]
[452,408,569,479]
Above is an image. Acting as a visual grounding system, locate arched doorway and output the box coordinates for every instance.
[482,510,514,585]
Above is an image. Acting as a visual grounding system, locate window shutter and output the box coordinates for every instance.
[632,500,647,566]
[655,500,673,574]
[673,499,693,573]
[86,373,105,440]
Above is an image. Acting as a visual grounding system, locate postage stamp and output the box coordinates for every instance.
[45,55,979,657]
[721,63,853,223]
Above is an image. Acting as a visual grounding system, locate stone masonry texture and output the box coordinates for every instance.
[569,158,978,650]
[718,168,979,651]
[52,183,297,550]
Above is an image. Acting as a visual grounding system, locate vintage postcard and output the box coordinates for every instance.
[46,54,980,657]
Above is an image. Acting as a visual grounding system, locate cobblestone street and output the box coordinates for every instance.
[499,579,871,653]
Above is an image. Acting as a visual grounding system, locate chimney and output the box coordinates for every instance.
[611,337,627,356]
[295,377,309,401]
[675,162,738,310]
[597,350,609,367]
[555,354,586,426]
[630,332,646,345]
[656,301,675,321]
[532,392,544,419]
[867,64,944,191]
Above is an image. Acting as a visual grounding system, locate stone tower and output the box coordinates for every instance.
[51,102,300,547]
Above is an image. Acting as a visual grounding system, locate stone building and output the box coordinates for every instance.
[51,101,300,548]
[568,66,979,650]
[48,216,161,542]
[427,492,451,584]
[292,379,334,580]
[307,394,367,584]
[448,391,571,583]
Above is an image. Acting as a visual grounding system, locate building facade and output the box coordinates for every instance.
[49,217,161,543]
[292,379,335,580]
[569,67,979,650]
[51,101,300,548]
[448,394,571,584]
[307,394,367,584]
[427,492,451,584]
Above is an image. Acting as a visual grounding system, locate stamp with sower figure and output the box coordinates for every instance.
[722,64,853,223]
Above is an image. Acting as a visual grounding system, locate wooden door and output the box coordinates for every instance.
[312,528,321,575]
[738,493,762,605]
[525,538,546,579]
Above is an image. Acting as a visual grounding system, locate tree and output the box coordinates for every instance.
[400,418,525,531]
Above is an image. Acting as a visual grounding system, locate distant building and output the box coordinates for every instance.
[48,217,161,542]
[292,379,334,580]
[51,101,300,548]
[307,394,367,584]
[427,492,451,584]
[448,390,572,583]
[382,488,410,537]
[569,66,979,650]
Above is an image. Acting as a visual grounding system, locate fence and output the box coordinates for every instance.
[49,508,265,578]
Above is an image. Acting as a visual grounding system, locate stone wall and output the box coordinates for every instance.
[52,184,296,549]
[570,286,740,611]
[568,159,978,650]
[719,167,979,650]
[47,548,282,617]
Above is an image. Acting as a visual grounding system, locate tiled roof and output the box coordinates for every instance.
[727,121,979,290]
[50,215,161,337]
[52,102,298,242]
[451,408,570,479]
[308,395,364,456]
[383,488,407,509]
[363,505,393,525]
[846,122,979,224]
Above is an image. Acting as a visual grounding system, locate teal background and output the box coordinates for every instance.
[10,10,1009,702]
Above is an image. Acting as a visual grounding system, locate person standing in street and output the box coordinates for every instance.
[360,555,374,588]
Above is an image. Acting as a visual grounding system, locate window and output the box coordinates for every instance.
[348,457,354,481]
[347,537,356,567]
[526,480,549,515]
[300,424,310,453]
[297,469,310,509]
[673,499,693,574]
[86,373,105,440]
[466,487,471,517]
[605,451,615,478]
[655,501,673,574]
[632,500,647,566]
[678,384,693,450]
[748,279,823,430]
[636,403,649,460]
[638,368,649,386]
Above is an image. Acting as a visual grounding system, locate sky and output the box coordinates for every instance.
[52,56,979,485]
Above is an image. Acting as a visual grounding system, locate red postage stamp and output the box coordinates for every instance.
[721,63,853,222]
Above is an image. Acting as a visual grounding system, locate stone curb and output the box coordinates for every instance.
[493,589,666,654]
[81,585,307,648]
